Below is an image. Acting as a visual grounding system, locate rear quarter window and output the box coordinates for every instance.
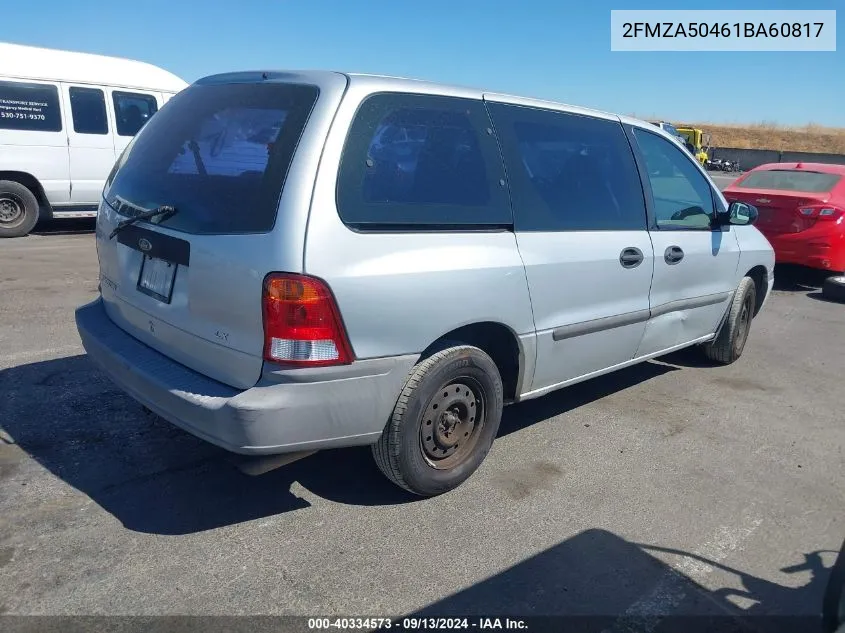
[336,92,512,228]
[103,82,319,235]
[0,80,62,132]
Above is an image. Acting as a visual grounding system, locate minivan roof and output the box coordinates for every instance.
[195,69,632,125]
[0,42,188,92]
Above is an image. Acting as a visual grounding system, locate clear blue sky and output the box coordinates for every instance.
[5,0,843,126]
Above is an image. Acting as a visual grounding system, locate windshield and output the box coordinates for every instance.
[737,170,842,193]
[103,82,319,235]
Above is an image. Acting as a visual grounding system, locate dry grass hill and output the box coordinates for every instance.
[678,122,845,154]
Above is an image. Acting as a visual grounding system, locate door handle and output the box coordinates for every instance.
[664,245,684,265]
[619,247,644,269]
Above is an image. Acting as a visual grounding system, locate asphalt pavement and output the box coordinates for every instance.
[0,203,843,624]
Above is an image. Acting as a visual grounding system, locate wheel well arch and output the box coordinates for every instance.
[0,171,52,215]
[420,321,524,402]
[744,265,768,316]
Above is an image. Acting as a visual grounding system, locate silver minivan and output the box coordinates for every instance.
[75,71,775,496]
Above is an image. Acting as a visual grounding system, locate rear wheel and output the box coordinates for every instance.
[372,344,503,497]
[701,277,756,365]
[0,180,40,238]
[822,276,845,303]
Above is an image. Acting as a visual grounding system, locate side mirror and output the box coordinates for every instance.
[721,201,758,226]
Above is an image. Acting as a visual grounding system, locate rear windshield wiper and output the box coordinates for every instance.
[187,140,208,177]
[109,205,178,239]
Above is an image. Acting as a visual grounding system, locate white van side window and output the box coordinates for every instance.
[69,87,108,135]
[0,80,62,132]
[113,91,158,137]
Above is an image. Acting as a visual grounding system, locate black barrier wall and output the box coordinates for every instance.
[711,147,845,170]
[781,150,845,165]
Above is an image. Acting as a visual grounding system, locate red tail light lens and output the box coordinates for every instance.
[262,273,354,367]
[819,207,844,220]
[798,206,844,221]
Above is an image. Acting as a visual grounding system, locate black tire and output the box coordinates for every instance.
[372,344,504,497]
[701,277,756,365]
[822,275,845,303]
[0,180,40,238]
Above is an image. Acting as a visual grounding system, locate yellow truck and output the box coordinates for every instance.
[676,127,711,165]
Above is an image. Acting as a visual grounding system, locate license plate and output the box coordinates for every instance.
[137,255,177,303]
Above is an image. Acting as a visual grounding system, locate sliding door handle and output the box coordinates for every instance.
[664,246,684,264]
[620,247,644,269]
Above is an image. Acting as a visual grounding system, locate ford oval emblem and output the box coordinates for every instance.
[138,238,152,252]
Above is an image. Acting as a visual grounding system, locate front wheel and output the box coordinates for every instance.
[372,344,504,497]
[701,277,756,365]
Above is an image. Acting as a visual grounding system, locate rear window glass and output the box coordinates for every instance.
[0,80,62,132]
[737,170,842,193]
[104,82,319,235]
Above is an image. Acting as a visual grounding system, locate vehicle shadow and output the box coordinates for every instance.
[408,528,834,632]
[805,291,842,305]
[0,353,681,536]
[773,265,829,292]
[0,354,406,535]
[654,346,718,370]
[498,360,678,437]
[31,218,96,236]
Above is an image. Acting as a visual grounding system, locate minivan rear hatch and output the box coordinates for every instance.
[96,80,320,389]
[726,169,841,235]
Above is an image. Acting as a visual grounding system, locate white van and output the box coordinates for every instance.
[0,42,188,237]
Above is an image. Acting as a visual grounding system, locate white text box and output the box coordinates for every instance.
[611,10,836,52]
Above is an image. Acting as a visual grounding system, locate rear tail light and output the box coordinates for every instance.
[798,206,844,221]
[262,273,354,367]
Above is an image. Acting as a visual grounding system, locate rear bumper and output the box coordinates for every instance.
[75,298,417,455]
[764,228,845,272]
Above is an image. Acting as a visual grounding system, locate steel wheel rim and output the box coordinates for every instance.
[735,294,753,354]
[419,378,485,470]
[0,193,25,228]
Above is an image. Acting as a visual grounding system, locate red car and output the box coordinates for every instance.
[723,162,845,273]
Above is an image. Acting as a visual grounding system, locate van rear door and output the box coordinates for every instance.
[96,80,322,389]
